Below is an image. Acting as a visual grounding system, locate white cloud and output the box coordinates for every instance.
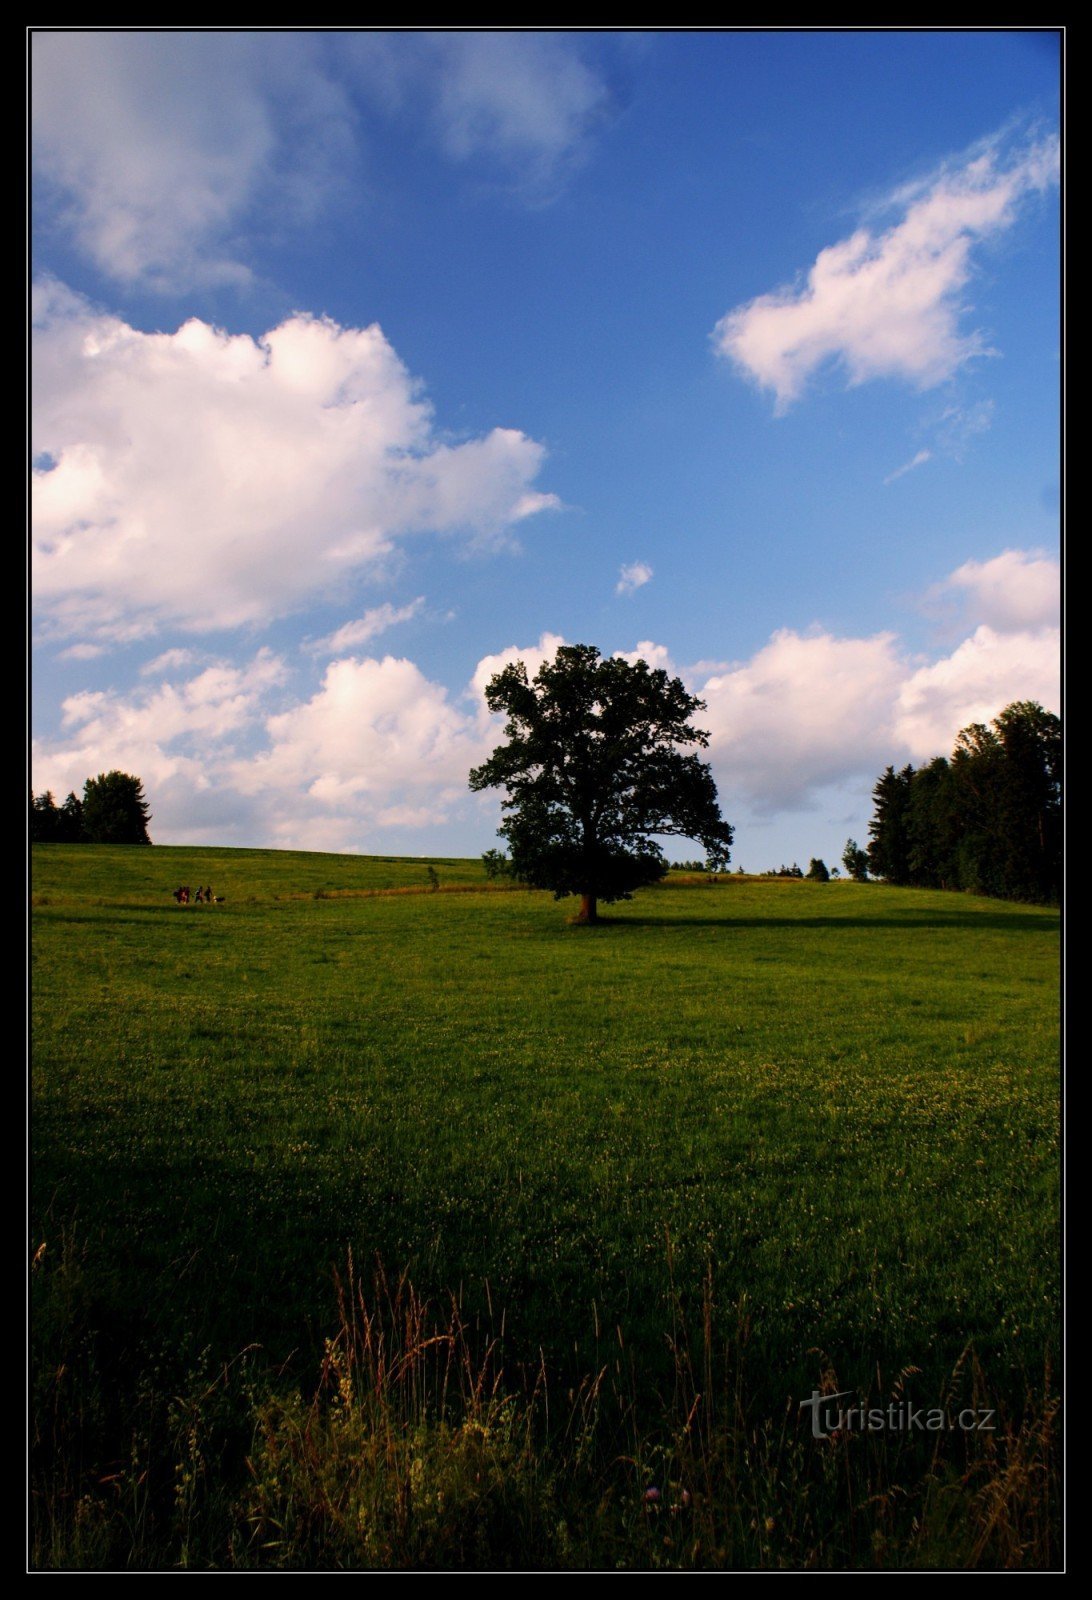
[895,624,1059,761]
[347,32,609,195]
[32,33,610,290]
[615,640,675,672]
[713,133,1059,410]
[309,599,425,656]
[697,629,907,810]
[230,654,493,843]
[616,561,653,596]
[32,32,354,291]
[32,648,289,831]
[938,549,1059,634]
[57,641,105,661]
[884,448,932,485]
[31,559,1060,849]
[141,647,202,677]
[31,632,570,850]
[693,553,1059,811]
[32,643,485,847]
[469,632,568,703]
[425,33,608,187]
[32,292,558,642]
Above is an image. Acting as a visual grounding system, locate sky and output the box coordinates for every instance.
[30,28,1062,872]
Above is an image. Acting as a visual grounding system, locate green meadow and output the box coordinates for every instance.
[31,845,1060,1569]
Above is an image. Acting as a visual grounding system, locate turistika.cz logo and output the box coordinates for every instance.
[799,1389,996,1439]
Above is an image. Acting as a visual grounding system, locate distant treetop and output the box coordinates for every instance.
[31,771,152,845]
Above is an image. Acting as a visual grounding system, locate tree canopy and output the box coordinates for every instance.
[30,789,87,843]
[80,771,153,844]
[32,771,156,845]
[469,643,733,922]
[842,839,869,881]
[867,701,1060,903]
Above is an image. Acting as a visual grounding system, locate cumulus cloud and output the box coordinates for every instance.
[469,632,567,703]
[697,629,907,810]
[615,640,675,672]
[32,291,559,642]
[31,630,580,850]
[31,555,1060,849]
[616,561,653,596]
[692,553,1059,811]
[32,648,289,832]
[32,644,488,848]
[936,549,1059,634]
[895,624,1060,759]
[713,133,1059,410]
[231,656,489,830]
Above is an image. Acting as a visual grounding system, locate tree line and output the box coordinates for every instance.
[867,701,1060,904]
[30,771,152,845]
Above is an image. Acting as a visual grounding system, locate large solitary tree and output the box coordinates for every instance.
[469,643,733,923]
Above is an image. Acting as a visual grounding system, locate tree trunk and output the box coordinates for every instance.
[574,892,598,924]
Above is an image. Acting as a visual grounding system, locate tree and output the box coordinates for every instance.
[806,857,830,882]
[948,702,1060,902]
[991,700,1061,903]
[868,765,914,883]
[481,848,515,880]
[842,838,869,881]
[468,643,733,923]
[57,791,87,844]
[865,701,1060,903]
[905,756,959,890]
[31,789,59,843]
[81,771,153,844]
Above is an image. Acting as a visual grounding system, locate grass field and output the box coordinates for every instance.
[30,845,1061,1569]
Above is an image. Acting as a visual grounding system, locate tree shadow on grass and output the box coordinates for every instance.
[593,911,1057,934]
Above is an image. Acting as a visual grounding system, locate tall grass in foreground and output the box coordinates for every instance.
[33,1240,1058,1570]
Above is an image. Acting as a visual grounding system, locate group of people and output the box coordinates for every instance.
[172,885,220,904]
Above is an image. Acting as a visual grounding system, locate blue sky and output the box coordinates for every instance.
[31,29,1061,869]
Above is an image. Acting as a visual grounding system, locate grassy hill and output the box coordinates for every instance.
[31,845,1060,1569]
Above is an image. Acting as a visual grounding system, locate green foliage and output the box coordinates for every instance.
[842,839,869,881]
[59,791,87,843]
[481,848,515,880]
[33,778,149,845]
[805,857,829,882]
[868,766,915,882]
[868,703,1060,903]
[31,789,59,843]
[469,643,733,919]
[81,771,153,845]
[31,789,87,843]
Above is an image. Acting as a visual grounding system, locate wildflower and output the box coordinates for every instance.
[644,1486,661,1503]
